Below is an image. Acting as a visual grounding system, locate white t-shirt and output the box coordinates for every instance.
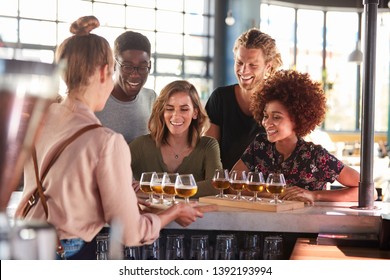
[95,87,157,143]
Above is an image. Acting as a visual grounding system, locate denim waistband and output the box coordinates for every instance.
[58,238,85,260]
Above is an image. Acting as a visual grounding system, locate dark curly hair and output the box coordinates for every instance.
[113,31,151,58]
[251,69,326,138]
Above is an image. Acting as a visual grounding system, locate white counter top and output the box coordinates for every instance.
[165,201,390,234]
[8,191,390,234]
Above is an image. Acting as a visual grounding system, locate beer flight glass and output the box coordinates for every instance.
[162,173,179,205]
[139,172,157,204]
[150,172,167,204]
[174,174,197,203]
[229,170,247,200]
[246,171,265,202]
[212,169,230,198]
[265,173,287,204]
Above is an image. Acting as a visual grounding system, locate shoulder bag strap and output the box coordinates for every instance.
[32,147,49,219]
[21,124,102,218]
[40,124,102,182]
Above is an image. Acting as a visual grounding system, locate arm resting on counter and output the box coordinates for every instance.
[282,165,364,203]
[233,159,371,203]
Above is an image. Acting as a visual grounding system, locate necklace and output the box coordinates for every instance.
[166,142,180,159]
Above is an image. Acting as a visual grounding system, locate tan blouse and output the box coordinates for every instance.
[15,97,161,246]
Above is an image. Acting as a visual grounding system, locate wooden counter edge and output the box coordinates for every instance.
[290,238,390,260]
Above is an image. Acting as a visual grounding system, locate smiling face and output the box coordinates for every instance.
[234,46,271,91]
[261,100,296,143]
[164,91,198,137]
[113,49,150,101]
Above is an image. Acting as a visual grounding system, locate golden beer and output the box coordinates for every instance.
[162,183,176,195]
[140,183,153,194]
[230,181,247,191]
[175,186,198,198]
[245,183,265,192]
[212,179,230,190]
[151,185,163,194]
[266,184,285,194]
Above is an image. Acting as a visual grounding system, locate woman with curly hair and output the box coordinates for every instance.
[231,69,360,204]
[130,80,222,197]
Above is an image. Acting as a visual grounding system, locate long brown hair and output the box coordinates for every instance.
[148,80,210,148]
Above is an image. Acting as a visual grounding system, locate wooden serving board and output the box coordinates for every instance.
[199,195,305,212]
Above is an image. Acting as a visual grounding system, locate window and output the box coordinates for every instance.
[0,0,215,101]
[325,12,359,131]
[260,3,390,134]
[260,4,295,69]
[375,15,390,132]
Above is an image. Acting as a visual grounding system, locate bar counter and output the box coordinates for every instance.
[6,192,390,259]
[8,191,389,235]
[165,200,390,234]
[290,238,390,259]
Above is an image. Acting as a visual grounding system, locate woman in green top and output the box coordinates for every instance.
[129,80,222,197]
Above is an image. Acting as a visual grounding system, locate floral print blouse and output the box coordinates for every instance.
[241,133,344,191]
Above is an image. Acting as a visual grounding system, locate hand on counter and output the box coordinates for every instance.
[281,186,314,205]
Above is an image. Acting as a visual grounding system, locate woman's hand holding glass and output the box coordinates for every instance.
[212,169,230,198]
[266,173,286,204]
[174,174,198,204]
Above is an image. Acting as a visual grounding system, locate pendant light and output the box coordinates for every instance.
[348,40,363,63]
[225,0,235,26]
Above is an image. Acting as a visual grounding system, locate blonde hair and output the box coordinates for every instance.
[233,28,282,76]
[148,80,210,148]
[55,16,113,93]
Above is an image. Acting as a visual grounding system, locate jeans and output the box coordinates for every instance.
[57,238,85,260]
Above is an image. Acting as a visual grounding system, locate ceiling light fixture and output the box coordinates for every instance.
[348,40,363,64]
[225,10,235,26]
